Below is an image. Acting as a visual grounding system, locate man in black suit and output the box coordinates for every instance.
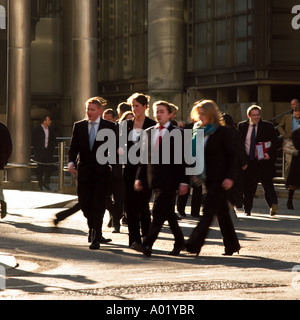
[134,101,189,257]
[0,121,13,219]
[238,105,279,216]
[31,115,56,191]
[68,97,116,250]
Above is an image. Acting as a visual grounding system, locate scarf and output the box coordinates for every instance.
[191,122,218,184]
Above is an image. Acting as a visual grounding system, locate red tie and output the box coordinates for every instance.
[155,126,164,150]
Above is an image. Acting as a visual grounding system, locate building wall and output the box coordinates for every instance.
[1,0,300,134]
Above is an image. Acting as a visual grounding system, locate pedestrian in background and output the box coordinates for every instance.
[185,100,240,256]
[31,115,56,191]
[0,121,12,219]
[278,99,300,178]
[238,105,279,216]
[286,125,300,210]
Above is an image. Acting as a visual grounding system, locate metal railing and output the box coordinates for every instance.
[5,138,72,193]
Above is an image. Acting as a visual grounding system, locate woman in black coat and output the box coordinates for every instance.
[121,93,156,248]
[185,100,241,256]
[286,127,300,209]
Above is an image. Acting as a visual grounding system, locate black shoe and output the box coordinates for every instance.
[168,245,185,256]
[222,248,240,256]
[244,211,251,216]
[53,218,60,226]
[185,243,200,256]
[142,245,152,257]
[0,201,7,219]
[131,242,143,252]
[178,211,186,217]
[89,241,100,250]
[100,236,112,243]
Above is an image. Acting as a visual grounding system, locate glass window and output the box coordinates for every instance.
[98,0,148,81]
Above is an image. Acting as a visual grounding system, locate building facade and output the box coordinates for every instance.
[0,0,299,184]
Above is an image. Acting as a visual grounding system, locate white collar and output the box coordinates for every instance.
[88,116,101,124]
[155,121,171,129]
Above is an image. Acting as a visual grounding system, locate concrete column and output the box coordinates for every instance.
[72,0,98,122]
[148,0,184,108]
[7,0,31,184]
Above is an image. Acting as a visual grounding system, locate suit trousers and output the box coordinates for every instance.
[143,189,185,250]
[243,160,278,213]
[124,166,151,246]
[186,182,240,253]
[77,172,109,241]
[177,183,202,216]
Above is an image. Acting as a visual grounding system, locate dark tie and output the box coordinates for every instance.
[249,124,256,160]
[89,122,96,151]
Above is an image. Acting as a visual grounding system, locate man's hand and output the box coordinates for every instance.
[134,180,143,192]
[222,179,234,191]
[68,163,78,175]
[178,184,189,196]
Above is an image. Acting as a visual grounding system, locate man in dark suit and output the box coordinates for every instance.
[134,101,189,257]
[0,121,13,219]
[68,97,116,249]
[238,105,279,216]
[31,115,57,191]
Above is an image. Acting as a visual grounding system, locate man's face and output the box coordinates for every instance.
[86,103,103,122]
[155,105,171,125]
[294,110,300,120]
[43,116,52,128]
[291,100,299,111]
[248,110,261,125]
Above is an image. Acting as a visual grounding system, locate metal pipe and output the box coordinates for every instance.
[6,0,32,183]
[58,142,65,194]
[72,0,98,122]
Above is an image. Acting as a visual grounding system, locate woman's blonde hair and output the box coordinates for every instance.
[190,100,224,127]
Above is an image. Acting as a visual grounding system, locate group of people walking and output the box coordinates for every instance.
[1,94,299,258]
[65,93,299,257]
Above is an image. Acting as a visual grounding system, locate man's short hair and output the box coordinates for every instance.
[247,105,261,117]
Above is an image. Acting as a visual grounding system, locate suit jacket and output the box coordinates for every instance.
[136,124,189,191]
[31,125,56,163]
[0,122,13,170]
[278,114,293,140]
[238,119,278,178]
[204,126,238,185]
[69,118,116,182]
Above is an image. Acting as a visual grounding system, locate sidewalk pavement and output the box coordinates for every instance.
[0,190,77,270]
[0,185,299,271]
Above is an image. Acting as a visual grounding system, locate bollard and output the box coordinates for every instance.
[58,142,65,194]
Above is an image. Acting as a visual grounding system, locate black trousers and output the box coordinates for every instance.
[77,172,109,242]
[186,182,240,253]
[143,189,185,250]
[124,166,152,246]
[243,160,278,213]
[56,202,81,222]
[106,173,125,228]
[177,183,202,216]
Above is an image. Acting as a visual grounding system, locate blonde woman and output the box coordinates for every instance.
[186,100,241,256]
